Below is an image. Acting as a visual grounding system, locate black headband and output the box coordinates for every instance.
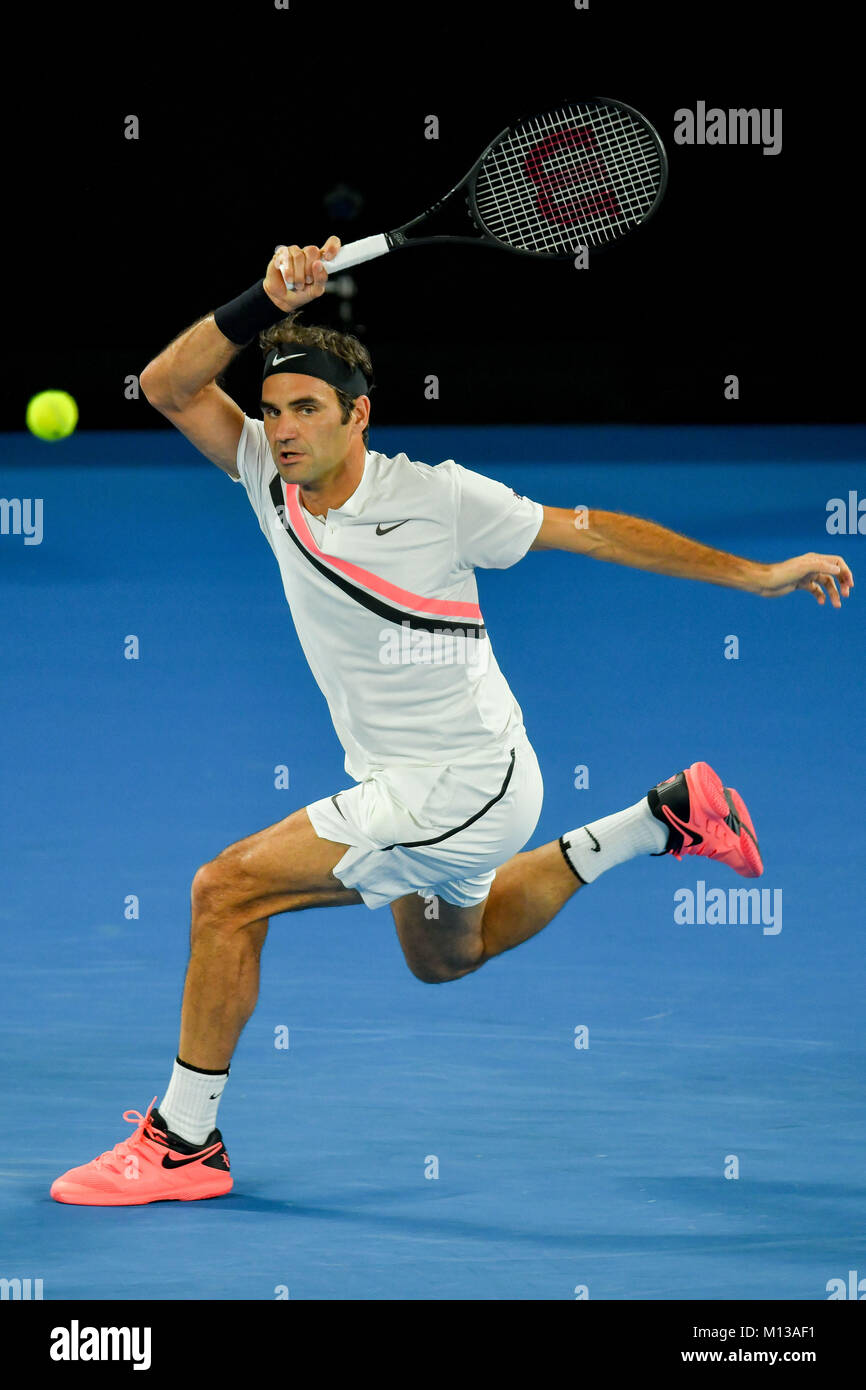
[262,344,371,397]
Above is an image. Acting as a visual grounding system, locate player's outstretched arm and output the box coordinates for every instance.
[529,506,854,607]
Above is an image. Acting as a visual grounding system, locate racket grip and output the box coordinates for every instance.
[281,234,390,290]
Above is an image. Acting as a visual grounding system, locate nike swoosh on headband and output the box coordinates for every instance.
[271,352,307,365]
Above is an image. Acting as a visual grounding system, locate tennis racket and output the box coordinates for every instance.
[281,98,668,289]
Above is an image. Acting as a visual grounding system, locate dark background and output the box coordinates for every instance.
[5,0,859,430]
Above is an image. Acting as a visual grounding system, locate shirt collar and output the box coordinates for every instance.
[326,449,373,519]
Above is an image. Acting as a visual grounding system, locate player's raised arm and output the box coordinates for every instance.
[139,239,340,476]
[529,505,854,607]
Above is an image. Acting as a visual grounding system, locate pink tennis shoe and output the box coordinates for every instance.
[50,1097,233,1206]
[647,760,763,878]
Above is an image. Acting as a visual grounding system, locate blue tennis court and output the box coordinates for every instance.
[1,423,864,1300]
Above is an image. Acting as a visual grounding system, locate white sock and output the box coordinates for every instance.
[159,1057,229,1146]
[560,796,669,885]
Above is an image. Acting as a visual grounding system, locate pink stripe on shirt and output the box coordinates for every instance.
[283,481,483,620]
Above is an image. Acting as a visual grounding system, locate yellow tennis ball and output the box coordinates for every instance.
[26,390,79,441]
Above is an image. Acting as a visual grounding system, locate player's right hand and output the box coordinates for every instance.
[262,237,341,312]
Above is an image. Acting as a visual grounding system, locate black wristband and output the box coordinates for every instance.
[213,280,287,347]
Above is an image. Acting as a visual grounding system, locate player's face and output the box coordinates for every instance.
[261,376,358,485]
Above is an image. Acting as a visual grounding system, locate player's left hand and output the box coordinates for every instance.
[759,552,854,605]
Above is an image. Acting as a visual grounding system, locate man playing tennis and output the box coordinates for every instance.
[51,237,853,1204]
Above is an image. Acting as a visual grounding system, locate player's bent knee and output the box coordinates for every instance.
[190,858,243,922]
[409,964,457,984]
[406,957,481,985]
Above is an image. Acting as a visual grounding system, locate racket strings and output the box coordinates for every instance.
[474,103,664,253]
[486,107,656,248]
[484,105,659,248]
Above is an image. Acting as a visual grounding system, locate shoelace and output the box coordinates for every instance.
[93,1097,160,1172]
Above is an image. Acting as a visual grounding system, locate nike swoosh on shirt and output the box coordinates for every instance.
[272,352,306,365]
[375,521,410,535]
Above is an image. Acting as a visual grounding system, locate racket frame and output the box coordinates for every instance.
[388,96,669,262]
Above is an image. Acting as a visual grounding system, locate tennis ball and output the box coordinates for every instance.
[26,390,79,441]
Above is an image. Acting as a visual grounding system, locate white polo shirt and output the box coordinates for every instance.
[233,416,543,781]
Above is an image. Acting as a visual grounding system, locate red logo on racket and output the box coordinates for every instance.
[524,128,620,226]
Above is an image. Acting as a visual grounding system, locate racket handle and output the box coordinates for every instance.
[281,233,390,290]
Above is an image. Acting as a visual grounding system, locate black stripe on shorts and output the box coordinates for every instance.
[379,746,516,850]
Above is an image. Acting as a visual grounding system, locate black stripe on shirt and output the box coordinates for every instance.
[268,475,486,639]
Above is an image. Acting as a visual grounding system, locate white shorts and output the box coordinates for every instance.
[305,729,544,911]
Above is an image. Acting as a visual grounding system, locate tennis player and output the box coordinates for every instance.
[51,237,853,1204]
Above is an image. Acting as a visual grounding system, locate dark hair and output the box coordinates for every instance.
[258,314,373,448]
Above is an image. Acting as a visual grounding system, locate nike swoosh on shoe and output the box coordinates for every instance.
[162,1142,224,1170]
